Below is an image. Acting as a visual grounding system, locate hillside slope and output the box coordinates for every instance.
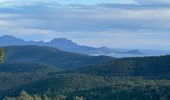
[71,55,170,79]
[3,74,170,100]
[0,63,59,92]
[3,45,114,69]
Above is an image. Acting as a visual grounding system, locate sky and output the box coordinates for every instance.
[0,0,170,50]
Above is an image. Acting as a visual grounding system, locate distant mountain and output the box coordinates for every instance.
[0,35,26,46]
[3,45,114,69]
[0,35,144,56]
[124,49,144,55]
[0,35,45,46]
[46,38,101,54]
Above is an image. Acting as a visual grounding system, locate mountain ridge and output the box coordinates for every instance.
[3,45,114,69]
[0,35,144,56]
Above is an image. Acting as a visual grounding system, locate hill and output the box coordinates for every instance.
[1,46,170,100]
[0,63,60,92]
[3,45,114,69]
[2,74,170,100]
[71,55,170,79]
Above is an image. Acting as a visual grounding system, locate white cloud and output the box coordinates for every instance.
[0,0,57,7]
[0,1,170,49]
[135,0,170,5]
[0,0,134,8]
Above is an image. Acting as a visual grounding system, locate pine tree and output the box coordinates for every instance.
[20,91,33,100]
[32,95,41,100]
[73,96,84,100]
[56,95,66,100]
[43,95,49,100]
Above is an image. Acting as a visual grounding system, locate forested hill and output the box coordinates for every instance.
[1,46,170,100]
[3,74,170,100]
[2,45,114,69]
[71,55,170,79]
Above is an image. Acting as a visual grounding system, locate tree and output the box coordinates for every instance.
[20,91,33,100]
[43,95,49,100]
[73,96,84,100]
[56,95,66,100]
[0,48,4,63]
[3,91,34,100]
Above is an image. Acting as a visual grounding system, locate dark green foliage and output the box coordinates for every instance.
[4,91,84,100]
[2,74,107,97]
[3,45,114,69]
[0,63,60,73]
[3,75,170,100]
[2,46,170,100]
[0,63,60,92]
[72,55,170,79]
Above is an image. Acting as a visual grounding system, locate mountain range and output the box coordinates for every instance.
[0,35,146,57]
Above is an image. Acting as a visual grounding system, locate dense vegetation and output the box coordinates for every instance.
[3,75,170,100]
[0,63,60,92]
[1,45,170,100]
[71,55,170,79]
[4,91,84,100]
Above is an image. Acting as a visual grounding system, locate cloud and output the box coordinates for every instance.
[0,0,134,8]
[0,1,170,49]
[135,0,170,5]
[0,0,60,8]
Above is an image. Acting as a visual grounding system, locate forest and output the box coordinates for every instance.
[0,46,170,100]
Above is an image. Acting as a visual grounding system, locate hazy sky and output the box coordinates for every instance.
[0,0,170,49]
